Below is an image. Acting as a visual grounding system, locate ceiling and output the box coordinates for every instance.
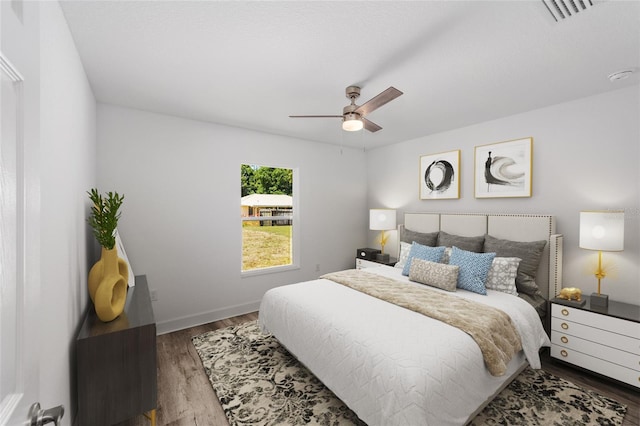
[59,1,640,149]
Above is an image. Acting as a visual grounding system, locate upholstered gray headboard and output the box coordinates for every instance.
[398,213,563,302]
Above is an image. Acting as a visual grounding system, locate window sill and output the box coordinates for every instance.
[241,263,300,278]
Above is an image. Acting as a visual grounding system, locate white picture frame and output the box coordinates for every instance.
[115,229,135,287]
[474,137,533,198]
[419,150,460,200]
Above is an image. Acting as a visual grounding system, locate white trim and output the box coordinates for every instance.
[240,166,299,276]
[0,48,27,424]
[241,263,300,278]
[0,53,24,82]
[156,300,261,335]
[0,393,22,425]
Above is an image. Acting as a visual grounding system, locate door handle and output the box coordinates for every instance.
[28,402,64,426]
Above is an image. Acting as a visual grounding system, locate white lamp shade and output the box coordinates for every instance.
[579,211,624,251]
[370,209,397,231]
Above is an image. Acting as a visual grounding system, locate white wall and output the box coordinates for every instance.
[97,105,368,333]
[367,86,640,305]
[40,2,97,424]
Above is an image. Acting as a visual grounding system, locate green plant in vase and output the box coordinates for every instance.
[87,188,124,249]
[87,188,129,322]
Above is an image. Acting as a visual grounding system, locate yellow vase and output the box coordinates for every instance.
[88,247,129,303]
[88,247,129,322]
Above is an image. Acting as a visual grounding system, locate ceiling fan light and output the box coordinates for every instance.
[342,114,363,132]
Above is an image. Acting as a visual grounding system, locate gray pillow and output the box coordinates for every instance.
[437,231,484,253]
[483,235,546,297]
[400,228,438,247]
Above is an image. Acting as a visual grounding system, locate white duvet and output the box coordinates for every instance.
[259,266,550,426]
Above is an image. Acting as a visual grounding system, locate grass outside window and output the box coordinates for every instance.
[242,224,292,271]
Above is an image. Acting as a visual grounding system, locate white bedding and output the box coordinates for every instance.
[258,265,550,426]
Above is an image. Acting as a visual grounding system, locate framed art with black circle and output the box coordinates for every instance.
[419,149,460,200]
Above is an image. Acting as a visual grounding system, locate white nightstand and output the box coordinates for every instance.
[550,298,640,389]
[355,257,397,270]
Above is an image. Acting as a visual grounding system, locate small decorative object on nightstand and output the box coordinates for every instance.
[579,210,624,308]
[555,287,585,307]
[550,298,639,389]
[369,209,396,263]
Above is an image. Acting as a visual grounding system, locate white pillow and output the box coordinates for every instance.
[394,241,412,269]
[485,257,521,296]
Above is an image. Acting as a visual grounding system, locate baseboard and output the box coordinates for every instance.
[156,300,261,335]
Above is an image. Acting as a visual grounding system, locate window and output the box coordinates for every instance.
[241,164,297,273]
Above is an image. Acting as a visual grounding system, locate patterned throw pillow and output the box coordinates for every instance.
[485,257,521,296]
[394,241,412,269]
[402,243,446,276]
[448,246,496,295]
[409,258,459,292]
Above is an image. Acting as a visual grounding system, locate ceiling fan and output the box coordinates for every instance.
[289,86,403,132]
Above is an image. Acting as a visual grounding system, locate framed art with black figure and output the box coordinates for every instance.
[475,137,532,198]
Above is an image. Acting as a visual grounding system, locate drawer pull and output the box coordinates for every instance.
[561,308,569,316]
[561,336,568,344]
[560,350,568,357]
[561,322,569,330]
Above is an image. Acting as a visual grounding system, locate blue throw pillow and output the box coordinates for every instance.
[402,242,446,276]
[448,246,496,295]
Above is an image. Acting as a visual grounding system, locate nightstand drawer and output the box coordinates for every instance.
[552,304,639,339]
[551,345,640,388]
[355,257,398,269]
[551,331,640,371]
[551,319,640,355]
[355,258,383,269]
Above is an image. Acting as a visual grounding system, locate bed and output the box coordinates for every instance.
[259,213,563,426]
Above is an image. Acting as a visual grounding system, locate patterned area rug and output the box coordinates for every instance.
[192,321,627,426]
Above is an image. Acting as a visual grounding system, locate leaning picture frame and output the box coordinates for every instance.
[115,228,135,287]
[474,137,532,198]
[419,150,460,200]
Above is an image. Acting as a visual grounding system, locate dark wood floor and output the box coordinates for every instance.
[116,312,639,426]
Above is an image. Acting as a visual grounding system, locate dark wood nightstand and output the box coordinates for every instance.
[550,297,639,389]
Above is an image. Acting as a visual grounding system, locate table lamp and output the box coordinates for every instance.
[369,209,396,262]
[579,210,624,307]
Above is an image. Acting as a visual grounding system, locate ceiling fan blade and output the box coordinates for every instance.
[362,117,382,133]
[354,87,403,117]
[289,115,343,118]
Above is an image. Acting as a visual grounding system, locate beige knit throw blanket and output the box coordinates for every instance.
[320,269,522,376]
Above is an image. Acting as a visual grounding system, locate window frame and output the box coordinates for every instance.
[240,165,299,277]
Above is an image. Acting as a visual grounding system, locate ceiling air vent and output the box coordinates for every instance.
[542,0,608,21]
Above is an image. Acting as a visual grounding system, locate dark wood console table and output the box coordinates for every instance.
[77,275,157,426]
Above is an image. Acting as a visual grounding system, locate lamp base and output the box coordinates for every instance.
[375,253,390,263]
[590,292,609,308]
